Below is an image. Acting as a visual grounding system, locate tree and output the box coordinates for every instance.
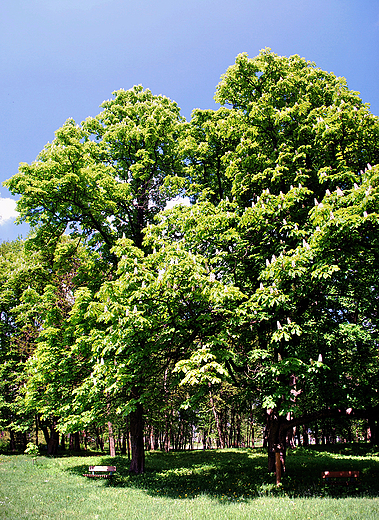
[5,85,184,471]
[0,240,51,450]
[4,50,379,481]
[147,49,379,479]
[18,237,107,455]
[69,238,241,472]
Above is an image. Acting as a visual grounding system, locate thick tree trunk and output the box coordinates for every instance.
[42,425,50,445]
[266,409,287,483]
[129,393,145,474]
[47,421,59,456]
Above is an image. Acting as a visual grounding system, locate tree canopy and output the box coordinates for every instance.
[3,49,379,478]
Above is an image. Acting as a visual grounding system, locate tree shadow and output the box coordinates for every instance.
[67,446,379,500]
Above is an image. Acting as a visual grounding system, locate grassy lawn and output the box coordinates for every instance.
[1,446,379,519]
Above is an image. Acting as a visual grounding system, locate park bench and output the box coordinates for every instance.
[321,470,359,485]
[83,465,116,479]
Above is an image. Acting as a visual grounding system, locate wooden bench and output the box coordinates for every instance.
[321,470,359,485]
[83,466,116,479]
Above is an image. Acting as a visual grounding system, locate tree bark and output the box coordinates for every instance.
[47,421,59,456]
[42,425,50,445]
[106,394,116,457]
[35,415,39,446]
[9,430,16,452]
[129,389,145,474]
[266,409,287,481]
[209,383,225,449]
[74,432,80,451]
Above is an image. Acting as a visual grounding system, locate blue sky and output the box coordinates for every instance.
[1,0,379,241]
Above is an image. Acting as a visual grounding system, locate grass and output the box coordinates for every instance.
[1,446,379,519]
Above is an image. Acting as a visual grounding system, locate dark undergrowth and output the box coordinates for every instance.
[64,444,379,500]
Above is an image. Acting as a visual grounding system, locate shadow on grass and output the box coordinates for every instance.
[67,446,379,501]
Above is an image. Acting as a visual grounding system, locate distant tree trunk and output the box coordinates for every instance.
[286,427,294,448]
[47,420,59,456]
[9,430,16,452]
[295,426,301,446]
[95,428,104,451]
[127,429,131,461]
[368,415,378,445]
[108,422,116,456]
[236,414,241,448]
[35,415,39,446]
[202,430,207,450]
[249,407,255,448]
[121,430,127,455]
[314,422,319,445]
[302,425,309,446]
[229,406,235,447]
[106,394,116,457]
[21,432,27,452]
[209,383,225,449]
[74,432,80,451]
[129,388,145,474]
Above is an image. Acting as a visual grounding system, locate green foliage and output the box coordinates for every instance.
[24,442,39,456]
[2,50,379,465]
[5,85,183,254]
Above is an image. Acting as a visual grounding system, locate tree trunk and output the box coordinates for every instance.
[106,393,116,457]
[9,430,16,452]
[47,421,59,456]
[209,383,225,449]
[121,430,127,455]
[42,425,50,446]
[74,432,80,451]
[302,425,309,446]
[108,421,116,457]
[266,409,287,483]
[129,392,145,474]
[368,416,378,445]
[35,415,39,446]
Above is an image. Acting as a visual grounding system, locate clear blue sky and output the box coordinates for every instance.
[1,0,378,241]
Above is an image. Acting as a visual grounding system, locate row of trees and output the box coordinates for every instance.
[2,49,379,480]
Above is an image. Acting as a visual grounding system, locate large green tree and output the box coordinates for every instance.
[5,50,379,481]
[5,85,183,471]
[148,49,379,477]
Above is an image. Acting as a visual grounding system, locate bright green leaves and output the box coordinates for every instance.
[3,51,379,448]
[6,86,184,255]
[174,346,230,386]
[83,85,184,248]
[212,49,379,208]
[178,108,240,204]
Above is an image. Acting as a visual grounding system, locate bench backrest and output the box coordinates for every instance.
[322,470,359,478]
[89,466,116,472]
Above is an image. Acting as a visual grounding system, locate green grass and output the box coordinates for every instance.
[1,446,379,519]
